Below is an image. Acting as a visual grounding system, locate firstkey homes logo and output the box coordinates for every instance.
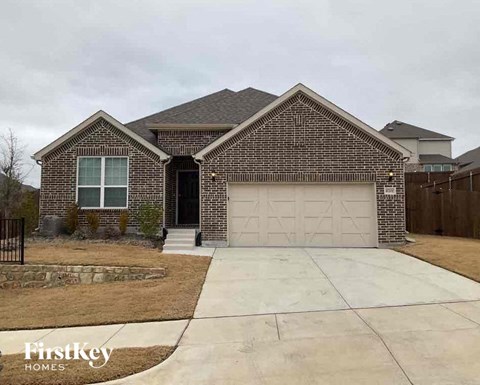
[23,342,113,371]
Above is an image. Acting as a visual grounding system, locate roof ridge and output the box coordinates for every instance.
[126,88,235,126]
[237,87,278,98]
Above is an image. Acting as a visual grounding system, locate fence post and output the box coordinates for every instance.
[20,218,25,265]
[471,172,474,192]
[449,177,452,190]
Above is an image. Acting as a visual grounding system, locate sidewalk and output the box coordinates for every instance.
[0,320,189,355]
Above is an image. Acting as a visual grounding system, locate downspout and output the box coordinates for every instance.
[32,157,42,232]
[193,156,202,231]
[162,156,173,230]
[402,155,410,241]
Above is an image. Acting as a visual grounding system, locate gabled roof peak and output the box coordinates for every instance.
[194,83,410,160]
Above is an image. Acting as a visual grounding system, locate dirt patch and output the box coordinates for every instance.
[0,241,211,330]
[395,234,480,282]
[0,345,174,385]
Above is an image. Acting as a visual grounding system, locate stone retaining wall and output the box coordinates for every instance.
[0,264,166,289]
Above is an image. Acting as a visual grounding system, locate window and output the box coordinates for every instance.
[77,157,128,208]
[424,164,453,172]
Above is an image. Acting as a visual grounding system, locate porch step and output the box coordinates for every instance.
[163,243,194,251]
[163,228,196,251]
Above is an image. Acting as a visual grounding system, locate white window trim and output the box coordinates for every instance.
[76,156,129,209]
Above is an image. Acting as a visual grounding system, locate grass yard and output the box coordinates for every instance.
[0,241,211,330]
[0,346,174,385]
[396,234,480,282]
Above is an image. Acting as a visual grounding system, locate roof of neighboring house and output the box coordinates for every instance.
[419,154,457,164]
[456,146,480,172]
[380,121,454,140]
[126,88,278,142]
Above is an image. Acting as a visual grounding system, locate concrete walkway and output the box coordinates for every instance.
[0,320,188,354]
[105,302,480,384]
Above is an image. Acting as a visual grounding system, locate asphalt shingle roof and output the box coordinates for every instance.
[125,88,277,144]
[419,154,457,164]
[380,120,453,140]
[456,146,480,173]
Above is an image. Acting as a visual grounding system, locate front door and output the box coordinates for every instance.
[177,171,199,225]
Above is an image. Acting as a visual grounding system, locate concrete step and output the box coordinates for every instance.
[167,234,195,241]
[167,229,196,234]
[163,243,194,251]
[165,238,195,245]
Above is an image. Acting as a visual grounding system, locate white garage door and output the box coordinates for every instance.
[228,184,377,247]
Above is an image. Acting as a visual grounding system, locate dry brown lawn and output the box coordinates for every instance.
[396,234,480,282]
[0,241,210,330]
[0,346,174,385]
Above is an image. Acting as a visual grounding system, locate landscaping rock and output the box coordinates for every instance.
[0,264,166,289]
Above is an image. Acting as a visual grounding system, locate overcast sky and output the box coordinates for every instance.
[1,0,479,187]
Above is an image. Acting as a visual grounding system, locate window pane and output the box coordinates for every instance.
[78,158,101,186]
[433,164,443,172]
[104,187,127,207]
[443,164,452,171]
[78,187,101,207]
[424,165,432,172]
[105,158,128,186]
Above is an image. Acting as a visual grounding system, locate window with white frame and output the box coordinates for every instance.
[77,157,128,208]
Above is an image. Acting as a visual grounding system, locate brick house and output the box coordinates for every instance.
[34,84,410,248]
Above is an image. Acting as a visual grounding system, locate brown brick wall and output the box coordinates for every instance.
[39,118,164,232]
[157,130,228,155]
[200,92,405,246]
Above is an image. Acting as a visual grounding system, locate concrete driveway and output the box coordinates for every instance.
[195,248,480,316]
[108,248,480,385]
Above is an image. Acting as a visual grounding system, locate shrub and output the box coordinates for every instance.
[86,212,100,237]
[103,225,120,240]
[65,203,80,235]
[119,212,129,236]
[136,203,162,239]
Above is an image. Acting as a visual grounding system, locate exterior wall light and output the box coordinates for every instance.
[388,169,394,182]
[211,171,217,181]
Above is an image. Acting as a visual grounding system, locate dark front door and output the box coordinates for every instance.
[177,171,199,225]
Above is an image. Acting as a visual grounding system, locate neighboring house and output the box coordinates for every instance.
[380,120,457,172]
[33,84,409,248]
[456,146,480,174]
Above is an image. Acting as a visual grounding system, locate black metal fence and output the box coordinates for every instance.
[0,218,25,264]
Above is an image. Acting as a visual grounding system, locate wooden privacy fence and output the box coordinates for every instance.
[405,169,480,192]
[406,187,480,238]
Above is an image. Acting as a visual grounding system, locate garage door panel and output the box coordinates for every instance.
[266,232,296,246]
[341,216,371,233]
[304,201,332,216]
[228,184,377,247]
[231,232,261,246]
[340,234,371,247]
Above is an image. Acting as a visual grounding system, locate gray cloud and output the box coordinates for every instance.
[1,0,479,187]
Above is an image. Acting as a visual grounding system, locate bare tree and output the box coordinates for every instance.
[0,129,26,218]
